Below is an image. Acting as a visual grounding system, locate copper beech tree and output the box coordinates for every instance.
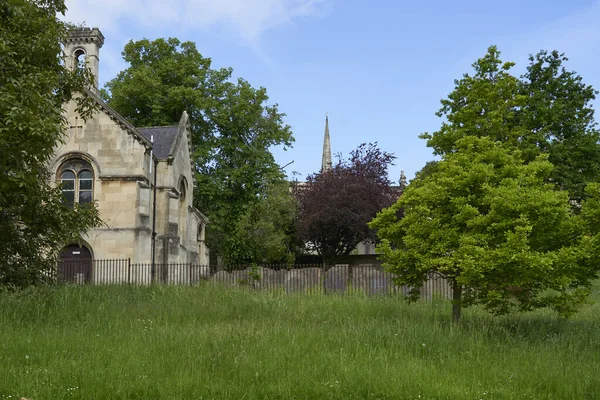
[295,143,396,265]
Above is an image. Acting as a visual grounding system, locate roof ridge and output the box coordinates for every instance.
[83,88,151,148]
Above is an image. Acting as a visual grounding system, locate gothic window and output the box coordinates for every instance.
[59,159,94,207]
[74,49,86,70]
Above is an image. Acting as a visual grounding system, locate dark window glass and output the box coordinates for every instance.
[79,170,93,191]
[61,171,75,180]
[61,180,75,190]
[59,159,94,205]
[61,170,76,207]
[79,180,92,190]
[63,191,75,207]
[79,191,92,204]
[79,170,93,179]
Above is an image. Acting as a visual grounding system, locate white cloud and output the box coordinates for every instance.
[63,0,331,43]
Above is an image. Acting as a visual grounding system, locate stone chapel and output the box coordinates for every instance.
[52,27,209,276]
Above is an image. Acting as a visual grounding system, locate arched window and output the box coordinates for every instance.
[73,49,86,70]
[59,159,94,207]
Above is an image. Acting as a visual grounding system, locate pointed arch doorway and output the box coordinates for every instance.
[59,244,93,283]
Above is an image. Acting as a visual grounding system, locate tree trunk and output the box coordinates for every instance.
[452,281,462,323]
[322,254,335,270]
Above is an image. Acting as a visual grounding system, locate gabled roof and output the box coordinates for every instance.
[84,88,191,162]
[137,111,191,161]
[138,126,179,160]
[83,89,152,149]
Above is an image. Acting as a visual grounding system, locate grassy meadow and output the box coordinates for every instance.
[0,284,599,399]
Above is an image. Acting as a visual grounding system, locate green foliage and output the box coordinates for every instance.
[421,46,600,202]
[103,38,294,263]
[381,46,600,321]
[371,137,600,319]
[523,50,600,202]
[101,38,220,128]
[195,77,294,262]
[421,46,527,155]
[412,160,439,185]
[217,181,297,265]
[0,0,101,287]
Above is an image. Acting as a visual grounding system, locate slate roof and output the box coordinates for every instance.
[137,126,180,160]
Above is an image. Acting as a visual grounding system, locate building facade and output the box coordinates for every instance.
[53,28,208,282]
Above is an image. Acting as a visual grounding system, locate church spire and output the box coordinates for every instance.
[321,113,332,171]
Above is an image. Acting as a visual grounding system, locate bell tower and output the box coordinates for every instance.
[64,27,104,89]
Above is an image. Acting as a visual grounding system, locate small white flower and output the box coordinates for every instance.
[422,343,426,347]
[25,355,29,359]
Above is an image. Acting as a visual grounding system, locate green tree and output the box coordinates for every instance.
[371,137,600,322]
[422,46,600,202]
[225,181,297,265]
[102,38,294,263]
[0,0,101,287]
[521,50,600,202]
[422,47,526,156]
[412,160,439,185]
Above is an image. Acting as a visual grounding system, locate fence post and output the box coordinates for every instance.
[128,258,131,285]
[322,263,326,293]
[189,262,193,286]
[348,263,354,294]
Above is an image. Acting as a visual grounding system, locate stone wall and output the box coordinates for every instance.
[52,101,153,263]
[52,101,206,267]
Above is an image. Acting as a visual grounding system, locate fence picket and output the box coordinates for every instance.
[54,259,452,300]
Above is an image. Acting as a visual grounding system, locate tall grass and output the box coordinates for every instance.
[0,284,599,399]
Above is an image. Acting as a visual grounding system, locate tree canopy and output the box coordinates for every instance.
[102,38,294,264]
[225,180,297,265]
[372,137,600,321]
[421,46,600,202]
[295,143,396,265]
[373,47,600,322]
[0,0,101,287]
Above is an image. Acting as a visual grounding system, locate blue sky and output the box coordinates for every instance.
[64,0,600,184]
